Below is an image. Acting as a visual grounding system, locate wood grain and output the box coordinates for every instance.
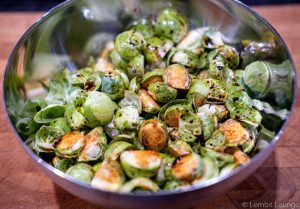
[1,5,300,209]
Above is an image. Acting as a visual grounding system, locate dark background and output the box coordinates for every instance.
[0,0,300,11]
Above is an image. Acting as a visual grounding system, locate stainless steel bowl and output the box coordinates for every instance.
[3,0,297,208]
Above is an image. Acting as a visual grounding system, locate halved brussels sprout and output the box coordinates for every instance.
[200,147,234,168]
[69,68,101,91]
[114,30,146,61]
[66,163,94,184]
[205,130,226,151]
[138,89,161,113]
[170,50,204,73]
[82,91,118,127]
[55,131,85,158]
[34,125,64,153]
[148,82,178,103]
[167,140,192,158]
[164,64,191,90]
[91,160,125,191]
[78,127,107,162]
[155,8,188,43]
[119,91,142,114]
[52,156,75,172]
[69,89,88,108]
[34,104,66,124]
[114,106,144,131]
[219,119,249,146]
[201,28,224,49]
[120,177,160,192]
[100,71,126,100]
[230,106,262,127]
[216,45,240,69]
[197,112,217,140]
[225,147,250,165]
[138,119,169,152]
[177,27,210,53]
[192,157,219,185]
[241,127,257,154]
[65,102,88,130]
[104,141,135,160]
[171,153,203,182]
[131,18,155,39]
[158,99,190,121]
[109,49,128,71]
[187,79,227,104]
[141,69,165,89]
[163,103,193,127]
[50,118,70,134]
[16,118,40,136]
[197,104,229,122]
[120,150,162,178]
[143,36,173,67]
[127,54,145,79]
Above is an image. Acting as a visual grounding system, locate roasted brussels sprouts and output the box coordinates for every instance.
[120,177,159,192]
[200,147,234,168]
[141,69,165,89]
[148,82,178,103]
[127,54,145,79]
[114,106,144,131]
[197,104,229,122]
[114,30,146,61]
[78,127,107,162]
[104,141,135,160]
[65,102,88,130]
[131,19,155,39]
[216,45,240,69]
[129,77,141,93]
[225,147,250,165]
[66,163,94,184]
[167,140,192,158]
[100,71,126,100]
[119,90,142,114]
[50,118,70,134]
[109,49,128,71]
[155,8,188,43]
[170,50,205,73]
[55,131,85,158]
[171,153,203,182]
[69,68,101,91]
[138,119,169,152]
[197,112,217,140]
[163,103,193,127]
[193,157,219,184]
[91,160,125,191]
[205,130,226,151]
[201,28,224,49]
[120,150,162,178]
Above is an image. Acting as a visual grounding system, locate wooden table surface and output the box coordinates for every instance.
[1,5,300,209]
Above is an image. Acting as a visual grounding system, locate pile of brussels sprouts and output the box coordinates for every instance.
[17,8,292,193]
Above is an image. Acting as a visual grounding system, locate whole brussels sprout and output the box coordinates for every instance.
[82,91,118,127]
[141,69,165,89]
[34,125,64,153]
[120,150,162,178]
[127,54,145,78]
[155,8,188,43]
[50,117,71,133]
[66,163,94,184]
[170,50,204,73]
[34,104,66,124]
[171,153,203,182]
[91,160,125,191]
[148,82,178,103]
[138,119,169,152]
[100,71,126,100]
[69,67,101,91]
[201,28,224,49]
[115,30,146,61]
[55,131,85,158]
[114,106,144,131]
[109,49,128,71]
[131,19,155,39]
[120,177,159,192]
[78,127,107,162]
[104,141,135,160]
[65,102,88,130]
[143,36,173,67]
[52,156,75,172]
